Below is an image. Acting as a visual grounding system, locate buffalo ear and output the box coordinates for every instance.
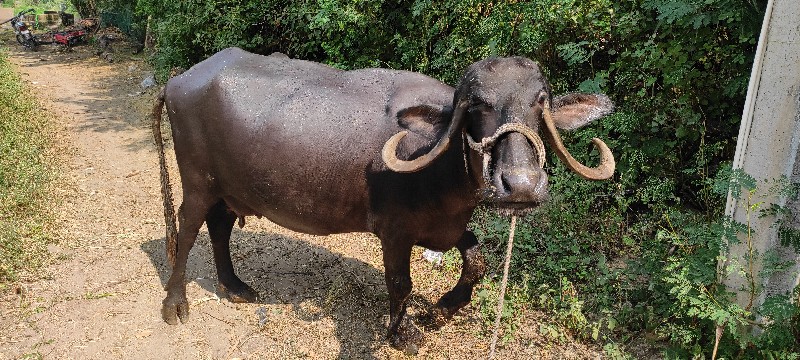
[550,93,614,130]
[396,104,452,140]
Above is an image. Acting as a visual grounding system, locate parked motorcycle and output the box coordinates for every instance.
[1,9,38,50]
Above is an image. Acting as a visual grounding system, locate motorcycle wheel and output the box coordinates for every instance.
[16,34,38,51]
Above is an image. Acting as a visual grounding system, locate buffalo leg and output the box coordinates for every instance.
[433,230,485,324]
[162,195,212,325]
[205,200,258,303]
[382,239,423,354]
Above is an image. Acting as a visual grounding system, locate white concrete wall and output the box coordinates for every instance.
[723,0,800,310]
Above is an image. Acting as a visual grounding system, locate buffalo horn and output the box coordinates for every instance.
[382,101,469,173]
[541,103,615,180]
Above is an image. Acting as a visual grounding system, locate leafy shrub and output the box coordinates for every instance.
[12,0,74,13]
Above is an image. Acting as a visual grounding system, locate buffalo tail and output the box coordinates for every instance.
[151,88,178,268]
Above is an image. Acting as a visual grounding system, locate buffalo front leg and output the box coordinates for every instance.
[162,196,212,325]
[206,201,258,303]
[382,239,423,354]
[433,230,486,324]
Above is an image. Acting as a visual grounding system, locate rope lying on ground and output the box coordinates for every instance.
[488,215,518,359]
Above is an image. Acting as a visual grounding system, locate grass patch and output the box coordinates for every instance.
[0,48,59,283]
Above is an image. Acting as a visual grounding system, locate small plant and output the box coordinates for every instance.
[83,292,115,300]
[473,277,524,344]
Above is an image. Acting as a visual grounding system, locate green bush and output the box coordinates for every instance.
[12,0,76,14]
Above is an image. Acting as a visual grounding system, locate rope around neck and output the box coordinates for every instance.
[488,215,517,359]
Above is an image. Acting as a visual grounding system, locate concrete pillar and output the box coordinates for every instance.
[723,0,800,312]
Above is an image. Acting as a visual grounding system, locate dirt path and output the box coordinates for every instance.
[0,40,601,359]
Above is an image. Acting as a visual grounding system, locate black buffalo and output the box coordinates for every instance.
[152,47,615,353]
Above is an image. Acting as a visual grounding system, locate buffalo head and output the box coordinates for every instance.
[382,57,615,214]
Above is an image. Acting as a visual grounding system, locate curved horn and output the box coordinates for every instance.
[542,101,615,180]
[382,100,469,173]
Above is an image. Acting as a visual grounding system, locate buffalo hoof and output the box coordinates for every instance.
[389,317,423,355]
[430,288,469,326]
[162,295,190,325]
[424,306,451,329]
[217,282,259,303]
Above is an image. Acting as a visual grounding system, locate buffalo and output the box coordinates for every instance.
[151,47,615,353]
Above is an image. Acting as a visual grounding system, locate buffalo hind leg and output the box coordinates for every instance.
[206,200,258,303]
[432,230,486,325]
[382,238,423,354]
[162,195,213,324]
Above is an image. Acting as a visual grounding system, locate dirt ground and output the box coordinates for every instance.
[0,34,603,359]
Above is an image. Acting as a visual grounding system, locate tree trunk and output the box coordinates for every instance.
[70,0,97,18]
[145,15,154,49]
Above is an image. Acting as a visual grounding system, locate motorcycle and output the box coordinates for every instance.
[1,9,38,50]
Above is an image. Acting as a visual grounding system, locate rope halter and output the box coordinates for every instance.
[464,121,547,190]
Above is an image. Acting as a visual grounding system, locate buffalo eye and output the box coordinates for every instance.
[469,101,493,113]
[535,91,547,106]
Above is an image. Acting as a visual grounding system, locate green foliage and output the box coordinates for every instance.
[135,0,276,80]
[69,0,129,17]
[0,50,58,282]
[470,166,799,358]
[473,275,524,344]
[68,0,95,17]
[9,0,77,16]
[604,342,635,360]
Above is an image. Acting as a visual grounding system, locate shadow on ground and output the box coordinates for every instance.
[141,228,433,359]
[2,33,158,153]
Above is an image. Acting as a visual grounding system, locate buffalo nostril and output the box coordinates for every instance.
[496,168,548,202]
[500,174,513,194]
[500,169,536,193]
